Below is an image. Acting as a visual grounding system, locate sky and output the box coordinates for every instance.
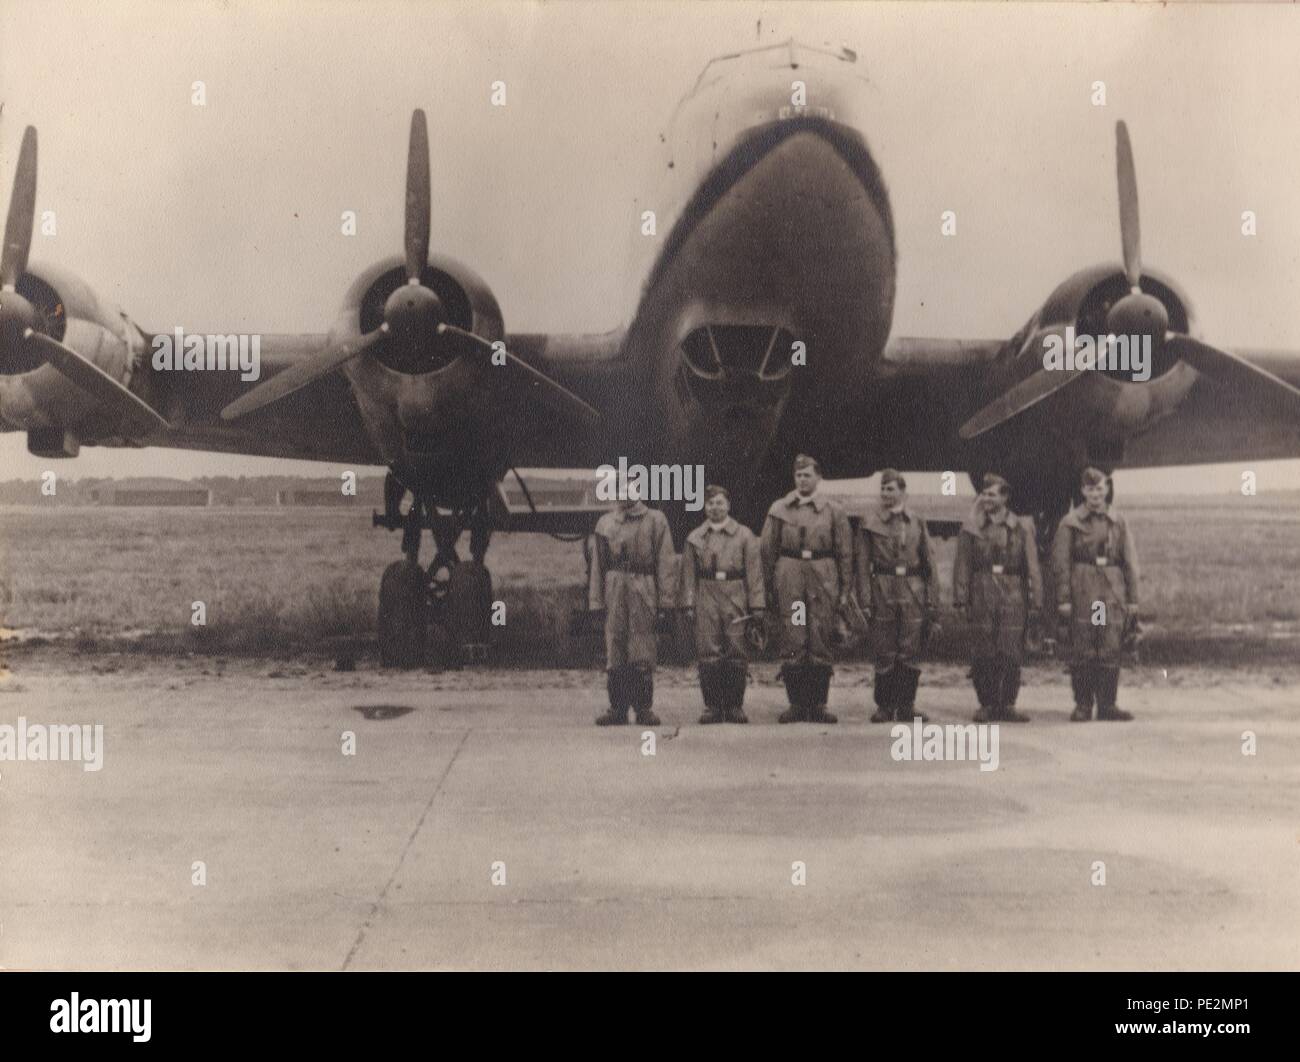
[2,0,1300,494]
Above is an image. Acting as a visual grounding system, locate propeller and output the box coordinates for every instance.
[219,327,386,421]
[960,120,1300,440]
[957,360,1089,441]
[1165,334,1300,417]
[437,323,601,426]
[1106,120,1168,345]
[0,124,168,432]
[223,110,441,420]
[224,109,602,425]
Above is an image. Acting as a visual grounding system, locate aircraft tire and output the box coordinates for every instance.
[378,559,429,668]
[446,561,493,660]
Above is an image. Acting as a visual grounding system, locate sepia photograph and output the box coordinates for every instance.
[0,0,1297,1013]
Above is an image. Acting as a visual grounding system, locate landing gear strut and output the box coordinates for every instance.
[374,472,496,668]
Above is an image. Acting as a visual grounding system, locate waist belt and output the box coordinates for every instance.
[612,563,656,575]
[976,564,1022,576]
[780,549,833,560]
[872,564,924,577]
[1074,557,1114,568]
[698,569,745,582]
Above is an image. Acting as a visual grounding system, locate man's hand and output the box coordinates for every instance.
[922,614,942,650]
[1121,610,1141,651]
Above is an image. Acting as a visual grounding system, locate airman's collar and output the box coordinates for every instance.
[614,502,649,521]
[783,489,827,512]
[1061,503,1119,531]
[962,505,1019,534]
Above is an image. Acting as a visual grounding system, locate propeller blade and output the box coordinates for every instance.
[1166,334,1300,419]
[24,329,170,432]
[438,323,601,426]
[1116,120,1141,290]
[2,125,37,290]
[959,364,1091,441]
[404,109,430,284]
[221,326,385,420]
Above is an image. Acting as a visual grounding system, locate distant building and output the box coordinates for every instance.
[90,481,212,507]
[277,489,356,506]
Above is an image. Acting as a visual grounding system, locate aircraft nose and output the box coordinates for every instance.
[664,40,873,187]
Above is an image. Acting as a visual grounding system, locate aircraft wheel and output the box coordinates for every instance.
[446,561,493,663]
[425,619,456,671]
[378,559,429,668]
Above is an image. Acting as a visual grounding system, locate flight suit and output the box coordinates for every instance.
[680,517,765,722]
[589,502,677,724]
[760,491,852,718]
[952,508,1042,721]
[1051,504,1140,719]
[854,505,941,721]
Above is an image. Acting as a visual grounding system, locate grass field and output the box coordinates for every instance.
[2,493,1298,665]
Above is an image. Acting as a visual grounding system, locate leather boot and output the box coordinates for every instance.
[723,663,749,724]
[807,665,837,724]
[778,664,806,724]
[1004,661,1023,713]
[1096,667,1132,721]
[630,666,661,727]
[871,668,894,723]
[595,667,629,726]
[697,663,724,725]
[894,665,925,722]
[998,658,1030,722]
[971,658,994,722]
[1069,665,1094,722]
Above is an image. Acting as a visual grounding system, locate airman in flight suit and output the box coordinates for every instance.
[680,485,765,724]
[854,470,942,723]
[589,487,676,727]
[1052,467,1140,721]
[953,473,1042,722]
[760,455,852,724]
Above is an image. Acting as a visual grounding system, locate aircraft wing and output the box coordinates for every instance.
[881,337,1007,368]
[133,329,628,470]
[1121,348,1300,467]
[868,338,1300,473]
[139,333,386,465]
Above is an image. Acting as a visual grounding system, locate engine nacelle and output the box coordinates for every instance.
[1004,264,1201,443]
[1019,264,1193,377]
[334,253,504,375]
[0,262,144,433]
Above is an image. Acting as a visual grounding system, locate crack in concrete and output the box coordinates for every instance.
[340,728,470,970]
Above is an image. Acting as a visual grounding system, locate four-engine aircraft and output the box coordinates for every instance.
[4,41,1300,664]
